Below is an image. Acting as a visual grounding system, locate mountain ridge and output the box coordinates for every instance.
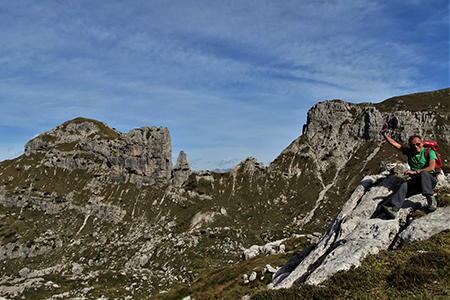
[0,87,448,299]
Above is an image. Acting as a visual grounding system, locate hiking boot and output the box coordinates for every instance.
[427,197,437,212]
[382,205,398,219]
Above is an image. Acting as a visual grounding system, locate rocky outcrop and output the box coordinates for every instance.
[396,206,450,247]
[269,165,450,289]
[241,233,320,261]
[172,151,192,187]
[24,117,175,186]
[299,96,450,175]
[229,157,265,177]
[242,239,287,261]
[108,126,173,186]
[267,88,450,235]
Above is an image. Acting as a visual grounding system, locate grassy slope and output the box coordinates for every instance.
[147,236,314,300]
[252,230,450,300]
[146,187,450,300]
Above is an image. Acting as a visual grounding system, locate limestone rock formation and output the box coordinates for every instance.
[24,117,174,186]
[229,156,265,176]
[242,239,287,260]
[396,206,450,247]
[109,126,173,185]
[269,164,450,289]
[267,88,450,235]
[292,92,450,177]
[172,151,192,187]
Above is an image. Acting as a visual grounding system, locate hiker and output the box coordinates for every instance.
[380,122,438,218]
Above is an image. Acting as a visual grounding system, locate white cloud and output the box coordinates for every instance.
[0,0,447,170]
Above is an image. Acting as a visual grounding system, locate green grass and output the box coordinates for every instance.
[251,230,450,300]
[147,236,313,300]
[436,187,450,207]
[374,88,450,114]
[146,231,450,300]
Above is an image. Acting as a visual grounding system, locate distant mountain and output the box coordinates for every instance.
[192,168,231,173]
[211,168,232,173]
[0,88,448,299]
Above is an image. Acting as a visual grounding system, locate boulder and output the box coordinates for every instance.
[249,272,257,282]
[242,239,287,260]
[269,172,450,289]
[396,207,450,247]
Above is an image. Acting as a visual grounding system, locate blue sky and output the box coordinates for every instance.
[0,0,448,171]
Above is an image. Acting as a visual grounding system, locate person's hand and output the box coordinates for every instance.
[404,170,418,176]
[381,122,388,134]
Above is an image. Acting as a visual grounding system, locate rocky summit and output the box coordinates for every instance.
[0,88,449,299]
[23,118,177,186]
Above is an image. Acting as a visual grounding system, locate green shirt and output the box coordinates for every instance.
[402,146,437,171]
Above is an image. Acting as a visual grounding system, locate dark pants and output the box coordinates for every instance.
[391,172,437,209]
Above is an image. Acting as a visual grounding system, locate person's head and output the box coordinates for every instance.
[408,135,423,153]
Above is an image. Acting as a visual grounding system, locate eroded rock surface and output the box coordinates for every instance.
[24,117,177,186]
[269,167,450,289]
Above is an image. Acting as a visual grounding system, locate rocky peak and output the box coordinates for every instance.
[171,151,192,187]
[283,88,450,177]
[24,117,174,186]
[108,126,172,186]
[229,157,265,177]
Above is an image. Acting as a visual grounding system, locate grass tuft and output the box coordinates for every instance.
[436,187,450,207]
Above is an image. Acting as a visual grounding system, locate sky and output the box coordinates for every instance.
[0,0,448,171]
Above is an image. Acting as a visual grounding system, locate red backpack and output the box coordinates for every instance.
[423,140,442,174]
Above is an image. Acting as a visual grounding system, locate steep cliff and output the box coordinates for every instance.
[268,88,449,233]
[24,117,174,186]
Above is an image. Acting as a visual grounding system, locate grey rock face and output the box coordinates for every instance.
[24,118,174,186]
[171,151,192,187]
[269,169,450,289]
[268,89,449,236]
[229,157,265,177]
[396,207,450,247]
[109,126,173,186]
[283,91,450,183]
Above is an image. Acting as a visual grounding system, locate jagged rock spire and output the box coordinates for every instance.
[171,150,192,187]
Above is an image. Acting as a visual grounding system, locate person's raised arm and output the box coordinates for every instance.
[380,122,402,150]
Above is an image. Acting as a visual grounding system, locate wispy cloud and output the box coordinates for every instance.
[0,0,447,170]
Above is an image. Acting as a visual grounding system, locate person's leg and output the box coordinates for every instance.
[421,171,437,197]
[390,175,423,208]
[420,172,438,210]
[384,176,421,218]
[390,181,409,209]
